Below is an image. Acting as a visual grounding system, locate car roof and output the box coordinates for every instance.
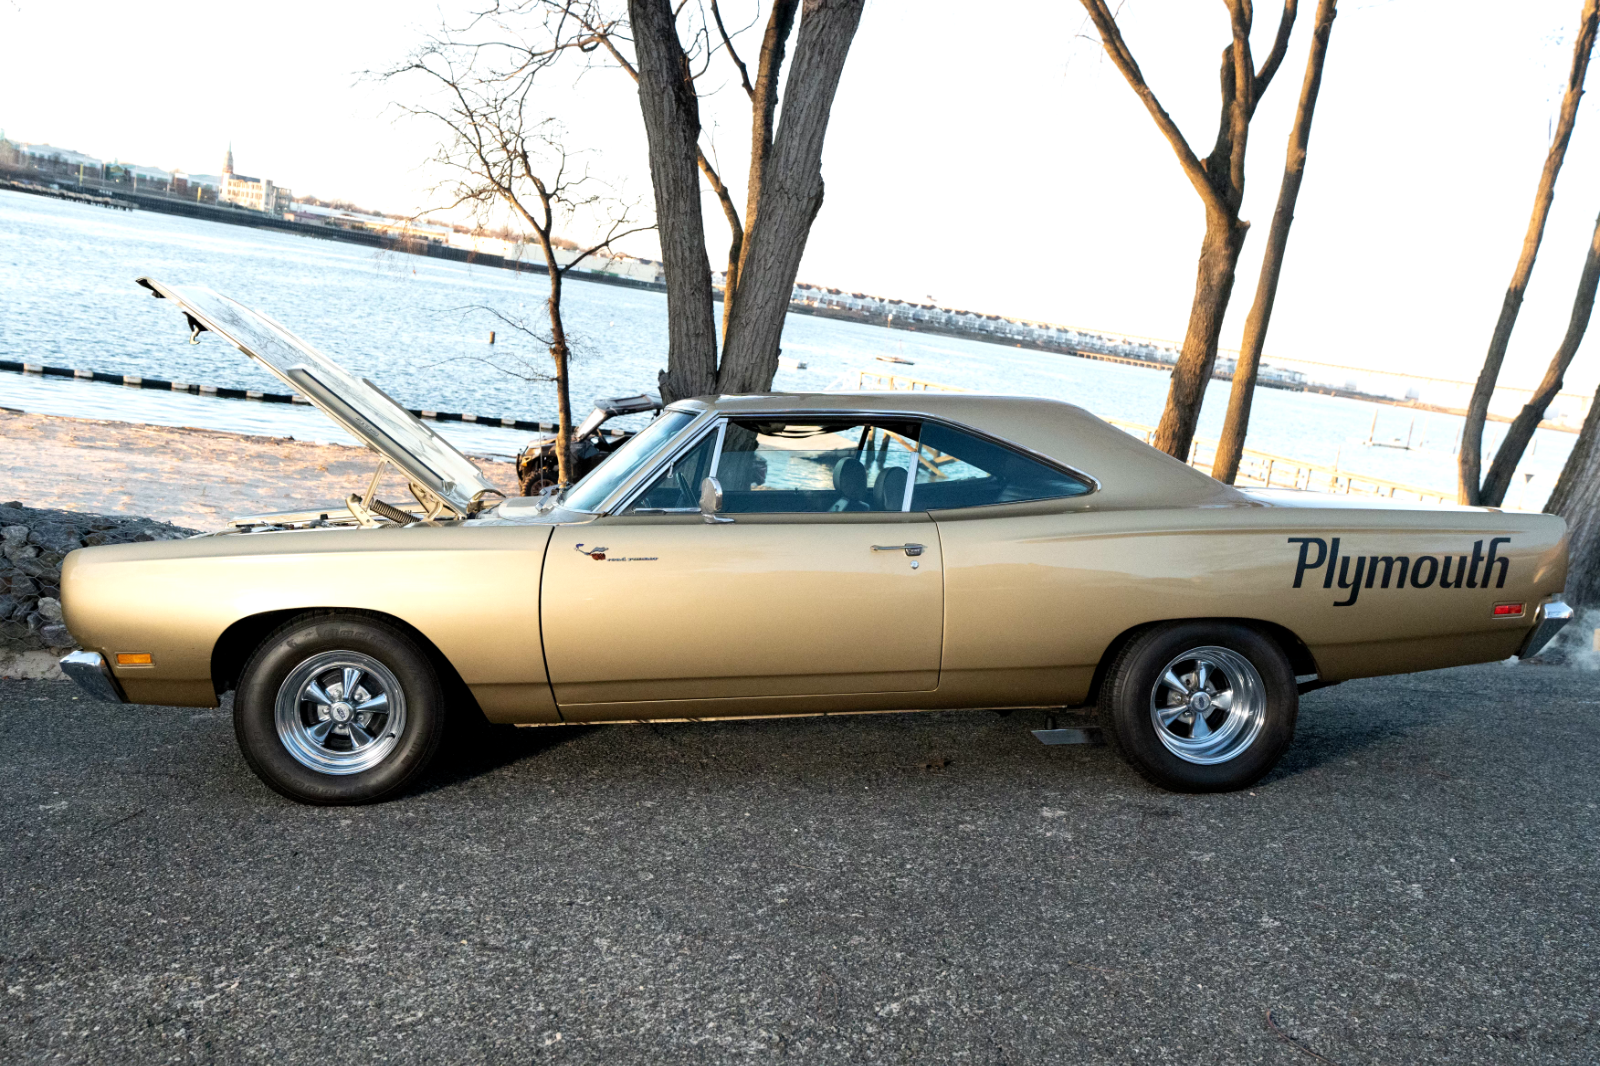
[677,392,1248,511]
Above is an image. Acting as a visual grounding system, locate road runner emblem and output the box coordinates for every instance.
[574,543,607,561]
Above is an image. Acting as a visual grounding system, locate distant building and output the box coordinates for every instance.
[218,145,291,212]
[16,143,101,168]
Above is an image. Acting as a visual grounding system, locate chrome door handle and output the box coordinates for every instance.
[871,543,924,557]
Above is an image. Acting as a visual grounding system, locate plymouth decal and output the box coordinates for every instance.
[1289,536,1511,607]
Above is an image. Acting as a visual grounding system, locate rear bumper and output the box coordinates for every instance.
[1519,597,1574,659]
[59,651,127,704]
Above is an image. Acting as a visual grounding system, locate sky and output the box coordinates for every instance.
[5,0,1600,397]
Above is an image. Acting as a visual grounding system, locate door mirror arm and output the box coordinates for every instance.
[700,477,735,524]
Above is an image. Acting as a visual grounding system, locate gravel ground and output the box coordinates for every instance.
[1,664,1597,1065]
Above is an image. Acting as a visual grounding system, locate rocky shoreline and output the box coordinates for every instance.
[0,501,196,676]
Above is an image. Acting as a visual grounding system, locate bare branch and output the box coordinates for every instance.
[1253,0,1299,97]
[1077,0,1228,218]
[563,222,659,274]
[710,0,754,96]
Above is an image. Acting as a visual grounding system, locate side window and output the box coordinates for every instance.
[717,419,921,514]
[627,427,720,512]
[911,422,1091,510]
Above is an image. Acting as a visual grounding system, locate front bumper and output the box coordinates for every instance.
[1519,596,1575,659]
[59,651,127,703]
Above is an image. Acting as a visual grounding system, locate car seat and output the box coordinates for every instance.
[872,466,908,511]
[830,457,871,511]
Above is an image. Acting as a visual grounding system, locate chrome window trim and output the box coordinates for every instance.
[901,429,919,512]
[706,420,730,478]
[602,408,1100,517]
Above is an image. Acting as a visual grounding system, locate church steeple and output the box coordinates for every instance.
[222,143,234,175]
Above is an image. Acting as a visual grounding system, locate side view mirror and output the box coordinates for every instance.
[699,477,734,524]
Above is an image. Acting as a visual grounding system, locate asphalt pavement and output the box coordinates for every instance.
[2,663,1597,1065]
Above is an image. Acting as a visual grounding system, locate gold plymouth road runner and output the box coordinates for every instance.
[58,279,1572,804]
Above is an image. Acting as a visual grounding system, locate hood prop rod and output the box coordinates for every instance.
[344,458,455,527]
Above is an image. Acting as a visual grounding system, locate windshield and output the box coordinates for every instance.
[563,409,699,513]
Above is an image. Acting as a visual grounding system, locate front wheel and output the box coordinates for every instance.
[1098,622,1298,792]
[234,614,446,804]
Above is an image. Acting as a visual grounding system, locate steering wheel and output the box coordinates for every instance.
[673,465,699,507]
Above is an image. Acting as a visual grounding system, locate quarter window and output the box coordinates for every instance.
[911,422,1091,510]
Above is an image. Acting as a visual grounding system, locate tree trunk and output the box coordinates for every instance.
[1214,0,1338,484]
[1079,0,1299,462]
[1153,207,1248,461]
[1546,384,1600,609]
[1459,0,1600,504]
[630,0,719,402]
[551,342,574,486]
[1480,207,1600,506]
[542,256,575,487]
[718,0,864,395]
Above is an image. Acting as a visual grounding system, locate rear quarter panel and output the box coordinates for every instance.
[60,524,557,721]
[934,499,1567,704]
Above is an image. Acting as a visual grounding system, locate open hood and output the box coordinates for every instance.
[136,277,503,516]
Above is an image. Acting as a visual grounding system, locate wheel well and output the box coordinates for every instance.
[1082,618,1319,708]
[210,608,484,720]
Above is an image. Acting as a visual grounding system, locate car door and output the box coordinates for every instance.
[540,416,944,718]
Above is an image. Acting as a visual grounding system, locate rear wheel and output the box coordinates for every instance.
[1098,622,1297,792]
[234,614,446,804]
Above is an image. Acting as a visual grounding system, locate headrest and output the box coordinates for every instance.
[874,466,908,510]
[833,457,867,499]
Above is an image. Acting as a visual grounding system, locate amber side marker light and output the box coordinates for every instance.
[116,653,154,666]
[1492,603,1525,618]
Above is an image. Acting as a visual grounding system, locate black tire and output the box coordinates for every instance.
[1097,621,1297,793]
[234,613,446,805]
[520,470,558,497]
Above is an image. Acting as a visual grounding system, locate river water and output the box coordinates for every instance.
[0,189,1573,509]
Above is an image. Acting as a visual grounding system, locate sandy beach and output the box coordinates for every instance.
[0,409,521,528]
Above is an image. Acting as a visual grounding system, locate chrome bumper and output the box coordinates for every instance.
[59,651,127,704]
[1520,597,1575,659]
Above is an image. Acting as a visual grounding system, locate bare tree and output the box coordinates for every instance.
[631,0,864,399]
[1079,0,1298,461]
[1459,0,1600,505]
[464,0,862,402]
[1479,210,1600,506]
[1213,0,1338,484]
[390,45,650,487]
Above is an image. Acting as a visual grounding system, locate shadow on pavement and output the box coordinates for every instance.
[416,719,593,794]
[1264,685,1414,783]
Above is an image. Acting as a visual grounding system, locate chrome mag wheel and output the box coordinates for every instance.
[1148,645,1266,765]
[274,651,407,775]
